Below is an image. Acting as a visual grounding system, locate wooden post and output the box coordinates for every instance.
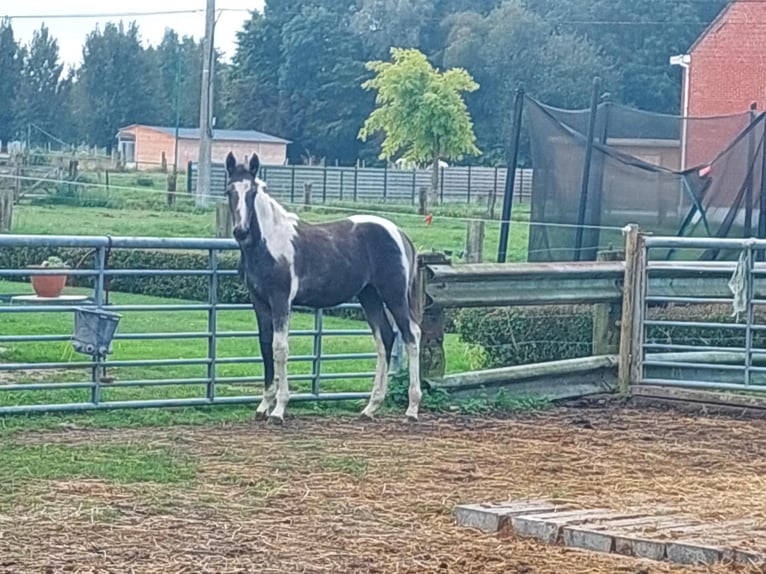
[415,252,450,380]
[418,186,428,215]
[464,220,485,263]
[303,182,312,211]
[0,188,13,232]
[161,151,168,173]
[486,186,498,219]
[215,201,232,238]
[166,173,177,208]
[592,249,624,355]
[618,224,643,395]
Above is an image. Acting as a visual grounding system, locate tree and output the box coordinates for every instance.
[16,24,66,148]
[359,47,480,211]
[0,19,22,152]
[77,21,158,151]
[442,0,614,163]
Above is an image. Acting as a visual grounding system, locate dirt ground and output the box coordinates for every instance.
[2,402,766,574]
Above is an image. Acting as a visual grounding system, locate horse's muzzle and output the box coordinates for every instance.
[233,226,249,241]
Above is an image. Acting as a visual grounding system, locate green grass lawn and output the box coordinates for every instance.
[1,190,531,429]
[12,199,531,263]
[0,279,479,418]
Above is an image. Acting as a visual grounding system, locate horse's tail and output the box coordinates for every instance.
[401,230,420,324]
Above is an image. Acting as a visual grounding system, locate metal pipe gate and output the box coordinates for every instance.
[635,235,766,393]
[0,234,381,415]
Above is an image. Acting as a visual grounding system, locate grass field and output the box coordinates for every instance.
[2,189,516,428]
[13,191,532,263]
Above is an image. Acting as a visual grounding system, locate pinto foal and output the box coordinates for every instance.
[224,152,422,424]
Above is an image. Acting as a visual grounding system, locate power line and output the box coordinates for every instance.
[2,8,251,20]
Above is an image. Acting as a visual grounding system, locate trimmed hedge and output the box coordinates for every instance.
[0,246,366,321]
[454,303,752,369]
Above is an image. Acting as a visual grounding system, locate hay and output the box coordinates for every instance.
[2,405,766,573]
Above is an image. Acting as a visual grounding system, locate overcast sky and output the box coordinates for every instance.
[5,1,266,71]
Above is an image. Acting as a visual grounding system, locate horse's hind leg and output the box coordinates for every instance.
[357,286,395,419]
[380,293,422,422]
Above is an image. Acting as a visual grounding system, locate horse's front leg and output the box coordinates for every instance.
[267,298,292,425]
[251,294,276,420]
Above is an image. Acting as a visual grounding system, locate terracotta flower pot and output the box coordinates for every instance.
[28,265,68,298]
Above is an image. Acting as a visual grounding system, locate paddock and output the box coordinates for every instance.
[1,404,764,573]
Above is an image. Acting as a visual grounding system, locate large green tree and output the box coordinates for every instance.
[359,47,480,211]
[0,19,22,151]
[524,0,729,113]
[76,21,158,152]
[442,0,614,163]
[16,25,66,148]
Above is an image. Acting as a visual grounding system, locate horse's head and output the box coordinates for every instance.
[225,151,261,242]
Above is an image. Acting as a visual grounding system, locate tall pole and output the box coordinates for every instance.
[197,0,216,207]
[573,76,601,262]
[497,86,525,263]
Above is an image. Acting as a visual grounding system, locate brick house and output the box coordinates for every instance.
[115,125,291,170]
[677,0,766,169]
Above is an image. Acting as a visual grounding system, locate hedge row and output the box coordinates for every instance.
[0,246,366,321]
[454,303,751,369]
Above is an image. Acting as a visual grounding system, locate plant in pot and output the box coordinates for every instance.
[28,255,70,298]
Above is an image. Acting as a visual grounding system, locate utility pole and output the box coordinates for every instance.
[196,0,216,207]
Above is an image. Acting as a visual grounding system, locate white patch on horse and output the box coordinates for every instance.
[269,326,291,423]
[233,180,251,228]
[348,215,410,285]
[254,182,301,301]
[361,329,389,418]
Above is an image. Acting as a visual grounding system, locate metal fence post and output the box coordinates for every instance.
[312,309,323,395]
[467,164,472,204]
[207,249,219,401]
[290,165,296,203]
[322,165,328,203]
[353,164,358,202]
[497,86,525,263]
[340,170,344,202]
[411,169,417,205]
[573,76,602,261]
[383,164,388,200]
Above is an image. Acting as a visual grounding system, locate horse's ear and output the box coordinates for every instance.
[225,152,236,177]
[248,153,260,177]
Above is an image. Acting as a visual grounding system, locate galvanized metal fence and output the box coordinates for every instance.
[187,162,534,205]
[635,235,766,394]
[0,235,382,415]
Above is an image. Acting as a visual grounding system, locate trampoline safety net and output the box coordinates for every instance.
[524,95,766,262]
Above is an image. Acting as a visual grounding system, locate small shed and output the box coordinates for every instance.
[115,125,291,170]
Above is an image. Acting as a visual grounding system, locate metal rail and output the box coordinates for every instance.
[0,234,377,414]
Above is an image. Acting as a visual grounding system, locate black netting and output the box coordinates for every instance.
[524,94,766,262]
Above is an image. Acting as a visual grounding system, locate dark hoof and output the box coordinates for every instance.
[267,415,284,426]
[358,412,374,422]
[406,414,419,423]
[254,410,269,421]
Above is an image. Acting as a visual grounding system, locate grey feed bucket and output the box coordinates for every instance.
[72,307,122,357]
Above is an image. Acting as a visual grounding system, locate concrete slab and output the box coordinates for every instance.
[453,500,563,533]
[512,509,646,545]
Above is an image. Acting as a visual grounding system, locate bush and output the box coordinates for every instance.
[454,303,751,370]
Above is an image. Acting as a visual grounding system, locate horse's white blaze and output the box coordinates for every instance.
[361,329,389,418]
[233,180,252,228]
[348,215,410,285]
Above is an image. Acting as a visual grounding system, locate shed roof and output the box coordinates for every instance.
[117,124,291,145]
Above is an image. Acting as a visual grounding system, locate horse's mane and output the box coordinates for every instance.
[256,178,300,226]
